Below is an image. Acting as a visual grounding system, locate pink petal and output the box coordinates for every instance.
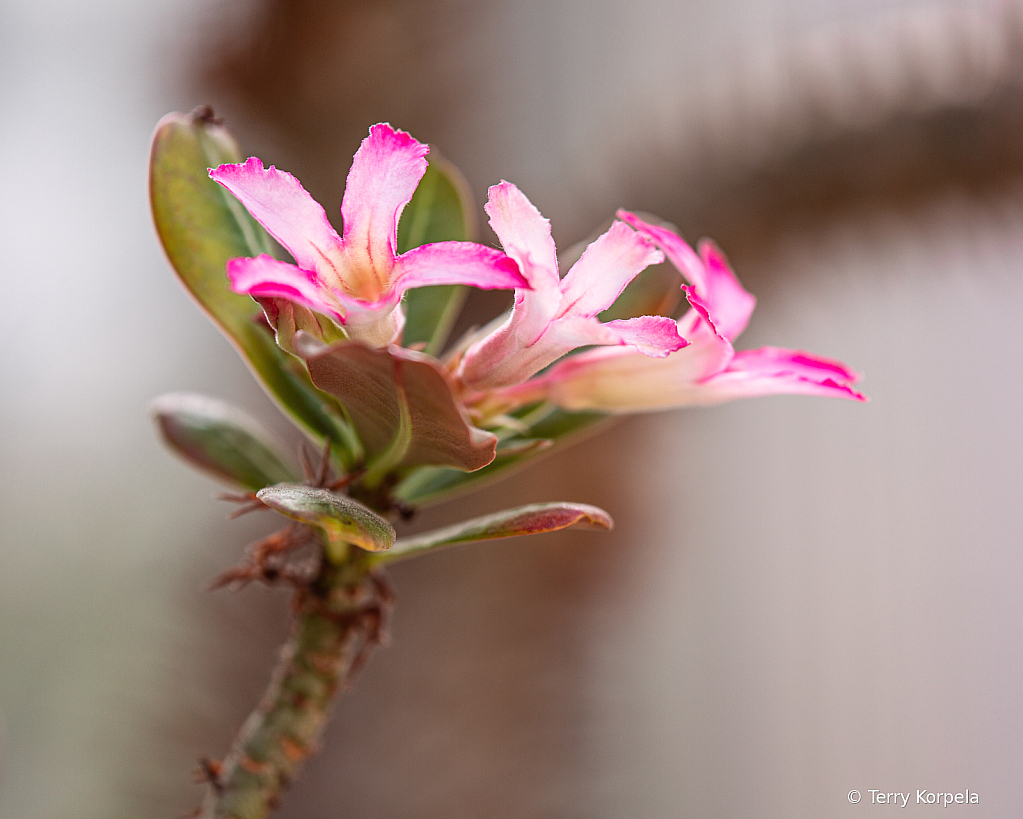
[676,286,723,341]
[519,334,734,413]
[545,343,867,410]
[339,123,429,298]
[227,255,345,324]
[617,211,756,341]
[727,346,861,384]
[558,221,664,317]
[537,314,688,362]
[536,314,626,353]
[210,159,345,282]
[460,182,566,389]
[617,210,706,287]
[602,315,689,357]
[460,316,599,392]
[485,182,560,292]
[692,369,868,404]
[515,334,866,412]
[485,182,562,342]
[393,241,525,293]
[697,240,757,340]
[335,297,404,348]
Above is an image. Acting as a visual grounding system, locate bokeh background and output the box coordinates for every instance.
[3,0,1023,816]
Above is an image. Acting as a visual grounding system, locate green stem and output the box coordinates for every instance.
[198,558,390,819]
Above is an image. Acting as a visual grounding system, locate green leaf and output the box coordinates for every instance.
[374,502,613,564]
[393,437,551,505]
[152,393,297,490]
[395,408,611,506]
[397,154,477,355]
[256,484,396,560]
[298,337,497,477]
[149,109,354,464]
[523,406,610,440]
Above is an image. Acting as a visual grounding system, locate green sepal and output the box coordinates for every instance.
[397,153,477,355]
[152,393,297,490]
[256,484,396,560]
[374,502,613,565]
[149,109,354,465]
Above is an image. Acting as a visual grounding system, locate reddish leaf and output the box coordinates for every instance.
[377,502,613,563]
[298,337,497,475]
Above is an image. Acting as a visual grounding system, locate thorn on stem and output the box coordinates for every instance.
[189,104,223,125]
[314,438,332,487]
[280,736,309,763]
[218,491,266,519]
[193,755,224,795]
[239,756,273,776]
[209,525,313,591]
[326,468,365,492]
[299,438,331,484]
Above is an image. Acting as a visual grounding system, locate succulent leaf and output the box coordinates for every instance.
[376,502,613,564]
[152,392,297,490]
[149,109,355,463]
[256,483,396,559]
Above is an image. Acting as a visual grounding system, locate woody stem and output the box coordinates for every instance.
[198,554,390,819]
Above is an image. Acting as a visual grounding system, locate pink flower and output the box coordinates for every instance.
[209,124,526,347]
[493,211,865,412]
[457,182,687,393]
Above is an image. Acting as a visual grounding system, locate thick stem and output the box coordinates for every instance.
[198,558,390,819]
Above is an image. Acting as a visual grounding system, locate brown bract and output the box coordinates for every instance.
[297,335,497,475]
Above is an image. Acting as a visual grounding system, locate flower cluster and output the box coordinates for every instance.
[210,122,863,430]
[486,210,864,414]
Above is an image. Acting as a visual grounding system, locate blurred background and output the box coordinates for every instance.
[2,0,1023,816]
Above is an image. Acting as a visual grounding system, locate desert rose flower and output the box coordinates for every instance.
[457,182,687,394]
[209,124,525,347]
[492,211,865,412]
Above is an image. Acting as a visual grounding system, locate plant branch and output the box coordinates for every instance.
[196,555,392,819]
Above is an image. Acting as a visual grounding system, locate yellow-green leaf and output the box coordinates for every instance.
[256,484,396,559]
